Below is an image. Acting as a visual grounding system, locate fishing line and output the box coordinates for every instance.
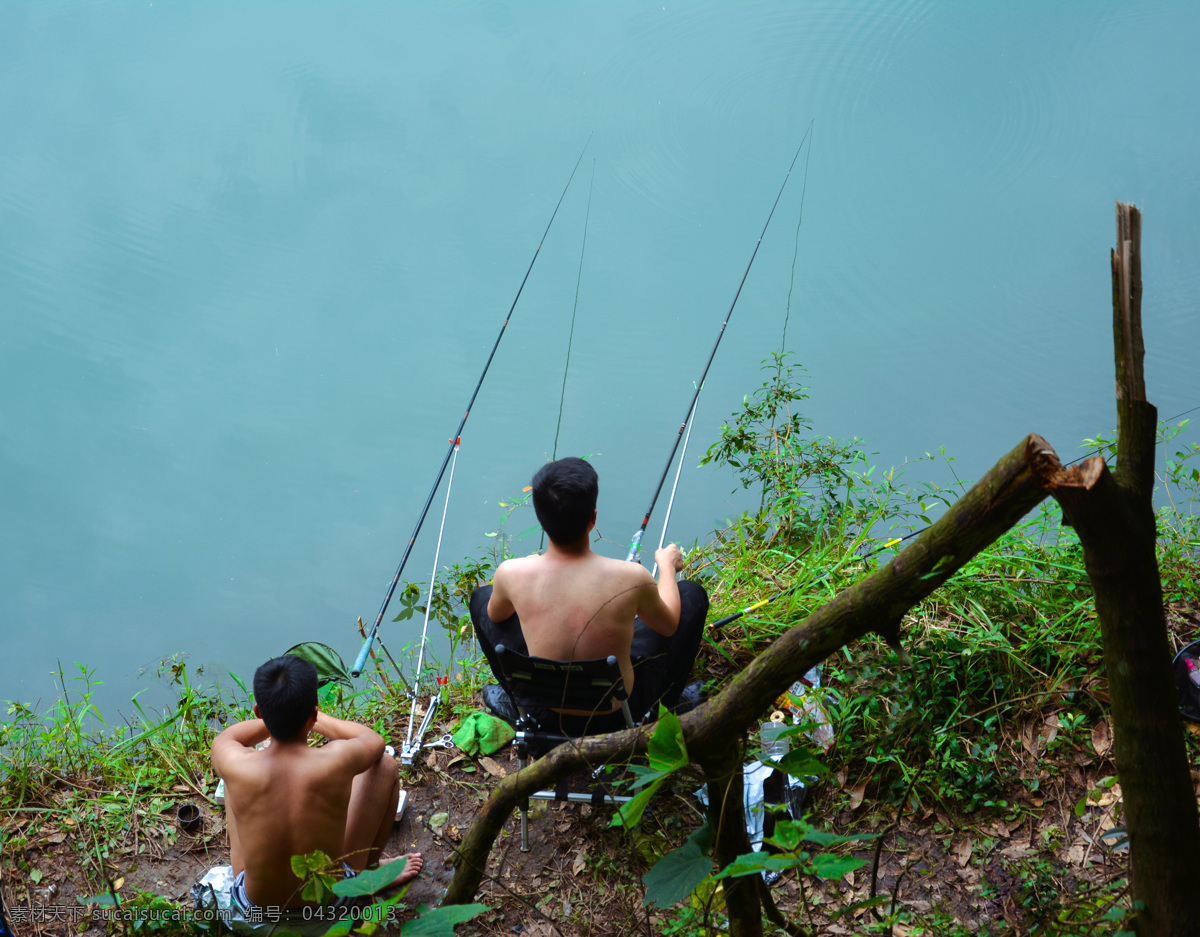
[552,160,596,464]
[625,127,814,564]
[351,135,592,676]
[542,160,596,551]
[401,441,459,763]
[781,121,814,351]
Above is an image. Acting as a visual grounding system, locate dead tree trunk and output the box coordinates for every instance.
[446,434,1057,907]
[1038,203,1200,936]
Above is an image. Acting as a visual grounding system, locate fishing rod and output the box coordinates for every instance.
[351,135,592,677]
[400,442,459,764]
[625,127,813,564]
[709,532,916,630]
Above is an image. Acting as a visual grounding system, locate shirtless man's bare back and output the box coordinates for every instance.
[487,525,683,700]
[475,458,708,720]
[211,656,422,917]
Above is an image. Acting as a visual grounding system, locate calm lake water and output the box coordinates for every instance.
[3,2,1199,717]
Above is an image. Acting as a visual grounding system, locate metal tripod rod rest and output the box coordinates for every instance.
[401,692,441,766]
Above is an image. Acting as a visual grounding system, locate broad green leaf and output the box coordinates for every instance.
[714,851,796,880]
[301,873,337,903]
[647,708,688,772]
[686,818,716,855]
[777,747,827,778]
[292,850,332,878]
[611,784,657,829]
[808,853,867,880]
[642,820,716,908]
[82,893,120,908]
[803,829,879,847]
[776,722,820,739]
[762,819,806,852]
[399,903,489,936]
[643,842,713,908]
[611,708,689,829]
[332,858,412,897]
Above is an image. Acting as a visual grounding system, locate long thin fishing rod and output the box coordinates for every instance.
[710,530,918,630]
[652,395,699,578]
[541,160,596,552]
[400,442,460,763]
[625,128,813,563]
[352,136,591,676]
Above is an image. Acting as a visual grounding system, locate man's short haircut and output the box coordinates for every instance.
[253,656,318,741]
[532,457,598,545]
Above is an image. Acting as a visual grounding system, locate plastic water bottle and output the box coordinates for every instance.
[1186,658,1200,688]
[760,716,789,760]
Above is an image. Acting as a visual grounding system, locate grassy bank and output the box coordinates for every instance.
[3,355,1199,935]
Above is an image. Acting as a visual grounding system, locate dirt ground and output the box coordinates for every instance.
[4,718,1161,937]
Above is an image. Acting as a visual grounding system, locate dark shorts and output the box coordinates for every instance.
[469,579,708,726]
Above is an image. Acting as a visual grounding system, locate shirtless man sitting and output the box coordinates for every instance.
[471,457,708,726]
[211,656,422,933]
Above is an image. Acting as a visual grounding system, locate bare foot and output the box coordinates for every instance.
[379,853,423,887]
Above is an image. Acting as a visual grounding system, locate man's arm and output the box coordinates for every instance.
[487,562,517,622]
[210,718,270,775]
[635,544,685,636]
[312,712,387,773]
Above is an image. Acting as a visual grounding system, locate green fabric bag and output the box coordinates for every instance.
[452,711,515,756]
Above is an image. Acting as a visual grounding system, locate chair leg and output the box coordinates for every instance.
[518,749,531,852]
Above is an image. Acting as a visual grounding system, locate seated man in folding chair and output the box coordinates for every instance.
[471,456,708,731]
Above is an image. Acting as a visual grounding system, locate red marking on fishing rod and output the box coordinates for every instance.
[436,675,449,686]
[450,436,461,445]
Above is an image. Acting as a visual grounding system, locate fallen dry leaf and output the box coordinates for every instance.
[1000,842,1029,860]
[1064,843,1086,865]
[1091,720,1113,757]
[952,838,973,867]
[478,756,506,779]
[1042,713,1059,747]
[848,779,868,811]
[572,851,587,876]
[42,832,65,845]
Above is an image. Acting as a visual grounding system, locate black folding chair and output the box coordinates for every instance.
[492,644,643,851]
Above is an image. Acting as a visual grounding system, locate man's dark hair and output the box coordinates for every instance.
[532,457,598,545]
[253,656,318,741]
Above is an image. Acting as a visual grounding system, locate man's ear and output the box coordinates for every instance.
[305,706,319,731]
[588,508,597,531]
[253,703,262,719]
